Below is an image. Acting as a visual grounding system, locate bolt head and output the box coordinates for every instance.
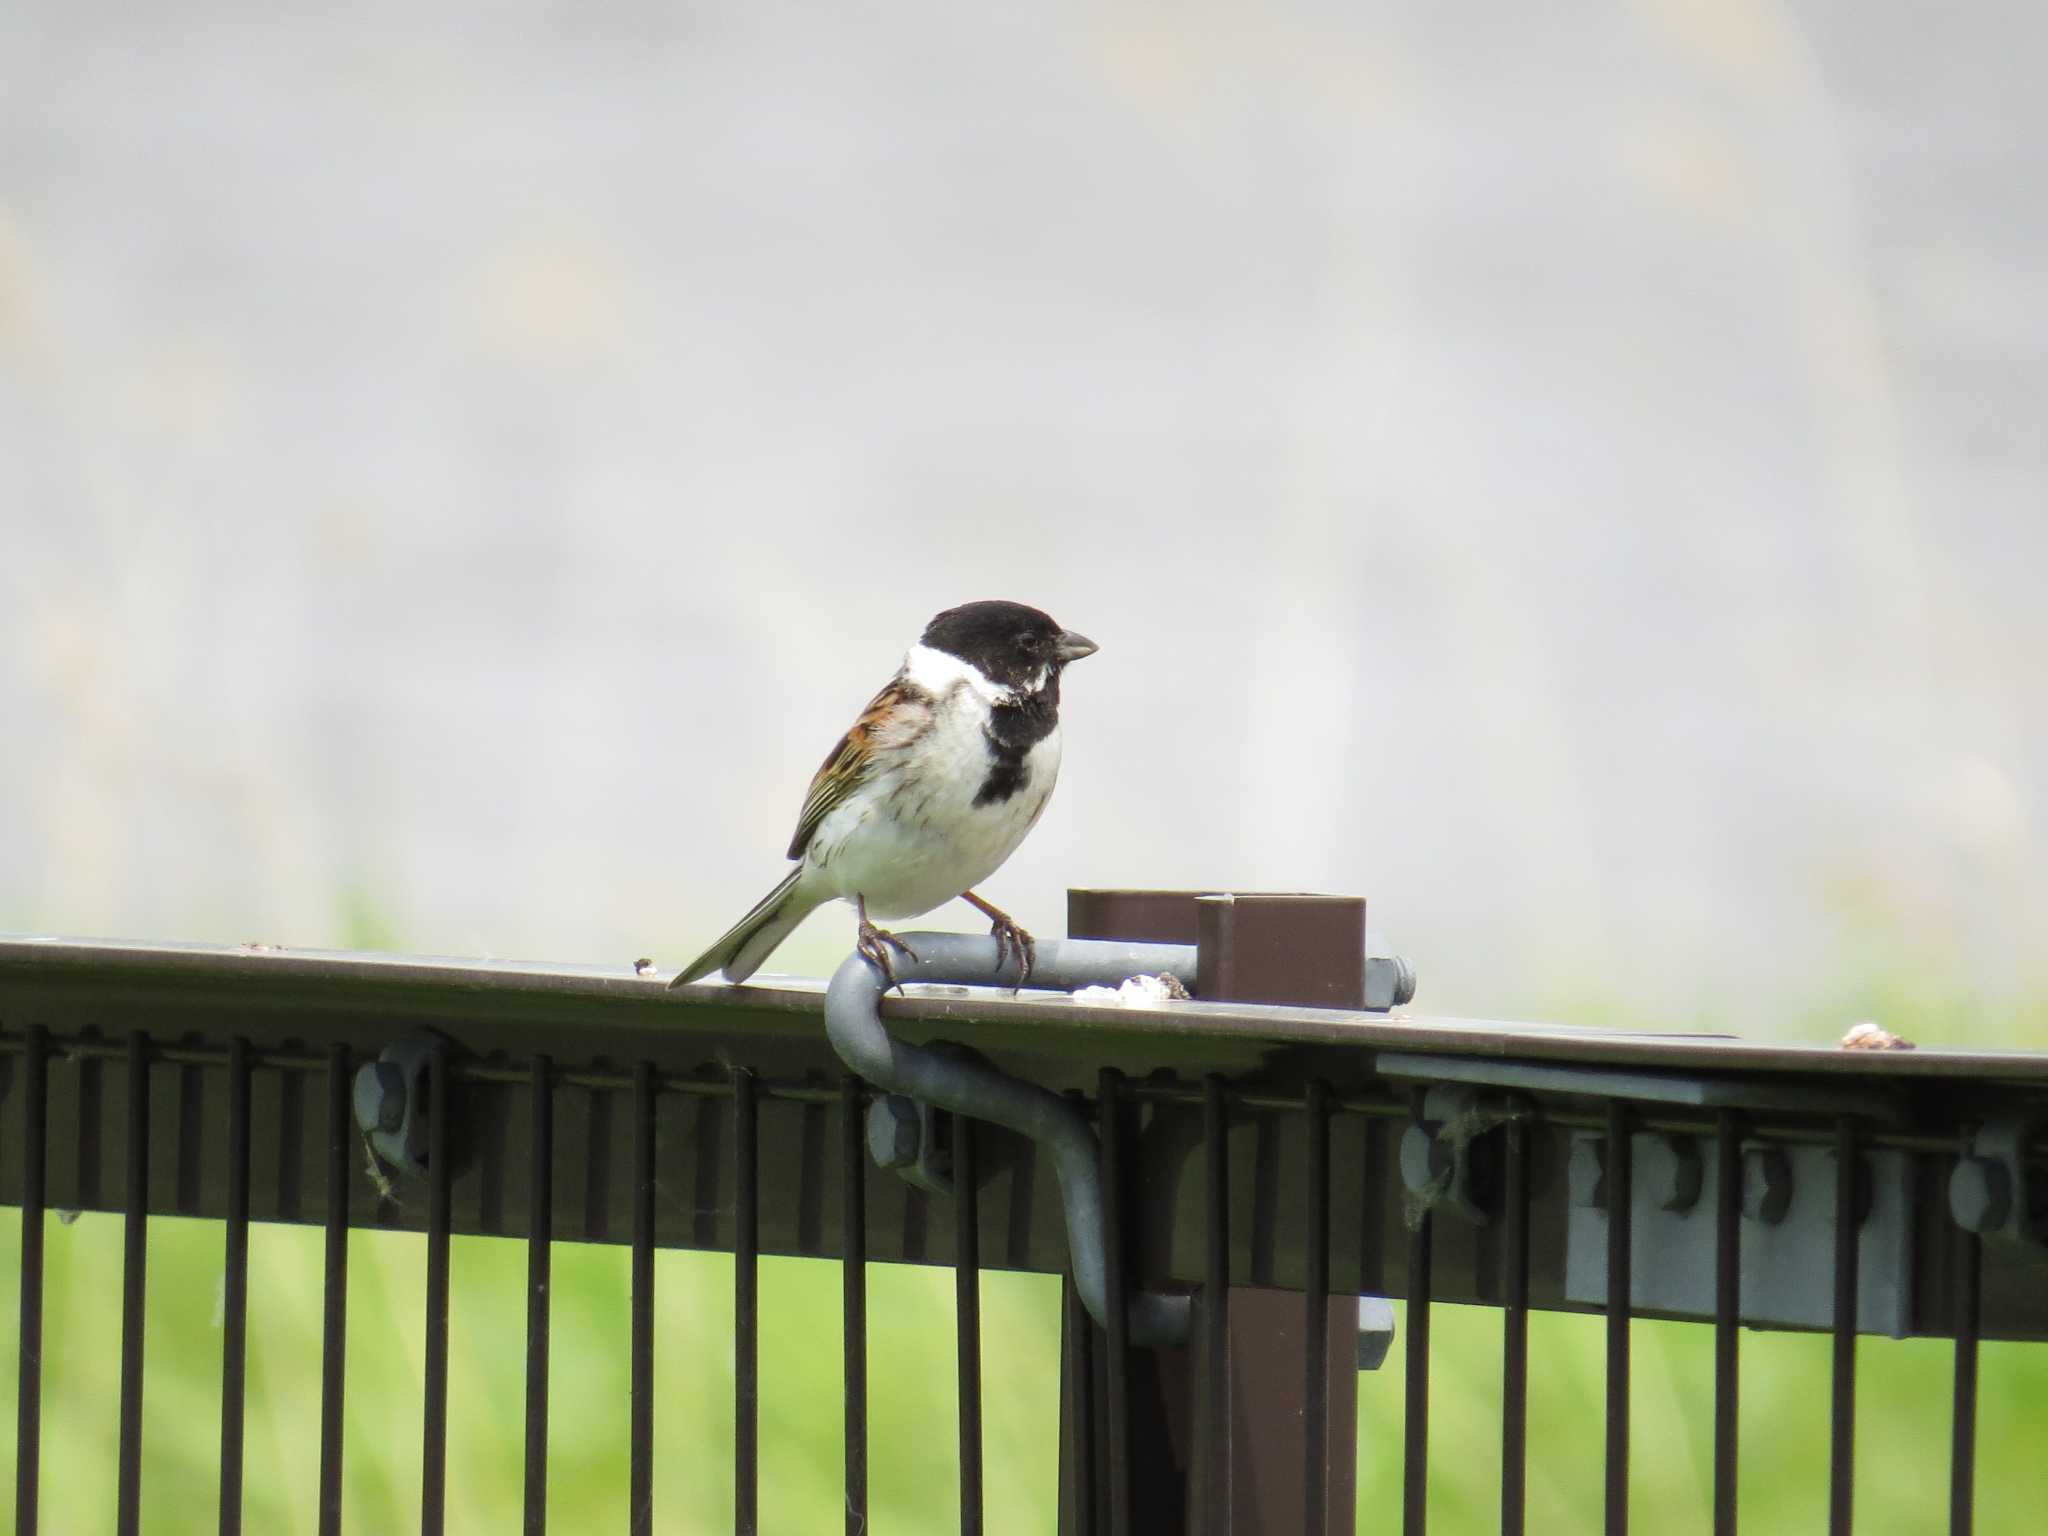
[1398,1124,1442,1198]
[1949,1156,2011,1234]
[351,1061,407,1135]
[866,1095,921,1170]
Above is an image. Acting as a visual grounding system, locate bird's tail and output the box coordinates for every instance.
[668,869,827,987]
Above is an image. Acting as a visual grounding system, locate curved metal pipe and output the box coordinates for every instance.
[824,932,1196,1346]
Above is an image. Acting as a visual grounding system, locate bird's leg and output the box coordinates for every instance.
[960,889,1035,985]
[855,894,918,993]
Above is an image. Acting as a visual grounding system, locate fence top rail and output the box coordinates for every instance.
[4,932,2044,1086]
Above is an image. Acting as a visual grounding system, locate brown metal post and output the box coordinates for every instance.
[1062,891,1367,1534]
[1197,896,1365,1010]
[1059,1288,1360,1535]
[1067,889,1366,1010]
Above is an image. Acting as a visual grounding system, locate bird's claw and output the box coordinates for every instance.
[856,918,919,994]
[989,914,1036,988]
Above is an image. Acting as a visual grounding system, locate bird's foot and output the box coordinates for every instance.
[960,889,1036,988]
[856,916,919,993]
[987,911,1036,987]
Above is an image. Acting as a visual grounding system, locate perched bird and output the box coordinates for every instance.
[669,600,1098,988]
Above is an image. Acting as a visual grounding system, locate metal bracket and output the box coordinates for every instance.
[824,932,1198,1347]
[1068,888,1416,1011]
[1949,1112,2048,1246]
[1566,1126,1916,1335]
[351,1031,452,1178]
[1376,1051,1905,1125]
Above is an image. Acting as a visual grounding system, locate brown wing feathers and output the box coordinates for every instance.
[785,674,933,860]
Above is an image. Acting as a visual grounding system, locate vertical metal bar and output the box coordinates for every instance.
[734,1070,759,1536]
[318,1043,351,1536]
[421,1043,451,1536]
[1203,1076,1231,1531]
[1403,1190,1432,1536]
[1098,1068,1133,1536]
[1062,1272,1099,1535]
[1949,1218,1981,1536]
[1305,1080,1331,1536]
[1713,1111,1741,1536]
[631,1062,656,1536]
[219,1037,252,1536]
[117,1029,150,1536]
[1829,1118,1859,1536]
[841,1077,869,1536]
[956,1117,984,1536]
[1500,1116,1530,1536]
[525,1055,554,1536]
[1604,1100,1632,1536]
[15,1024,47,1536]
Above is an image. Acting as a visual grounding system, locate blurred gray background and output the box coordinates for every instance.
[2,2,2042,1038]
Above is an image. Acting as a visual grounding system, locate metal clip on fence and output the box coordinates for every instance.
[352,1031,452,1178]
[824,932,1198,1347]
[1950,1111,2048,1245]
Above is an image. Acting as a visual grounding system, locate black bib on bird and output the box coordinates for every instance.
[976,678,1060,806]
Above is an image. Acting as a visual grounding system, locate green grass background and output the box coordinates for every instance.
[1,1186,2045,1531]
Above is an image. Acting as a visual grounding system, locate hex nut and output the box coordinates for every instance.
[1356,1295,1398,1371]
[1365,955,1418,1010]
[1948,1156,2011,1234]
[1390,957,1417,1007]
[1741,1147,1792,1224]
[866,1094,921,1170]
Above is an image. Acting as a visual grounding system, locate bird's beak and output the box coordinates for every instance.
[1054,630,1099,664]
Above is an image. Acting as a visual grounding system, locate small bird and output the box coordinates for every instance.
[669,600,1099,988]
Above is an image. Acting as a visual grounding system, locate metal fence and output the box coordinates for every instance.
[1,889,2044,1534]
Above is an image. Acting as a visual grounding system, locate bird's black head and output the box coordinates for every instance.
[920,600,1098,692]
